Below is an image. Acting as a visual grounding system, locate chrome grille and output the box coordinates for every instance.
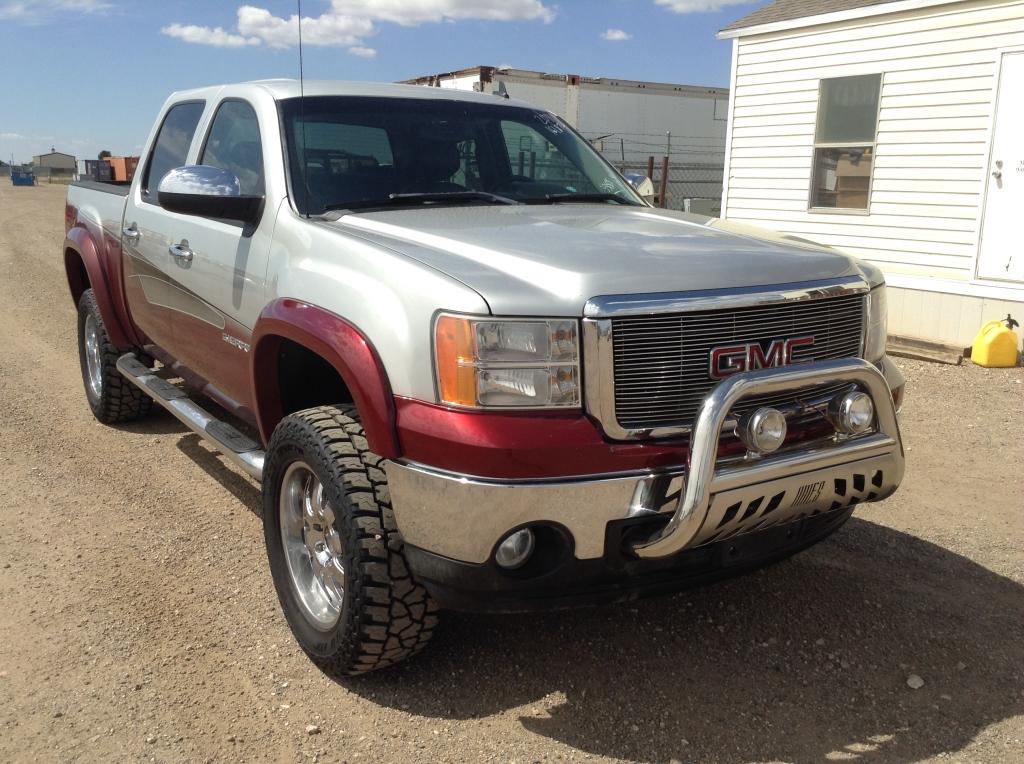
[611,293,865,431]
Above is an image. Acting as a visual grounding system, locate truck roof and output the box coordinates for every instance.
[166,79,537,109]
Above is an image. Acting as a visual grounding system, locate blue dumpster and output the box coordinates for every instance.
[11,170,35,186]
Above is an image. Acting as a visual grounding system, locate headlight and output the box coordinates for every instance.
[434,314,580,409]
[864,285,888,362]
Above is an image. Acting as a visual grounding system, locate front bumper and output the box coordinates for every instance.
[386,357,905,603]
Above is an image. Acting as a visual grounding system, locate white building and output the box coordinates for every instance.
[718,0,1024,348]
[402,66,729,166]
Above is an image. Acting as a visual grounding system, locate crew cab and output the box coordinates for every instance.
[64,80,905,675]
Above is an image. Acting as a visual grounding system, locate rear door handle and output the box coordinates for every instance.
[122,224,140,243]
[168,240,194,263]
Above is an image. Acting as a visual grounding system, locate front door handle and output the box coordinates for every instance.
[168,240,194,263]
[122,224,140,243]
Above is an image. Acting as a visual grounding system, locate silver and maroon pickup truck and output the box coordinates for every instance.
[64,80,905,675]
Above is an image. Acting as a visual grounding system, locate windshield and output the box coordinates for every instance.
[280,96,643,215]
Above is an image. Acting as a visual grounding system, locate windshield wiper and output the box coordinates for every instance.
[526,193,636,205]
[325,191,518,212]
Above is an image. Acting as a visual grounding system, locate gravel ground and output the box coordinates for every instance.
[0,183,1022,763]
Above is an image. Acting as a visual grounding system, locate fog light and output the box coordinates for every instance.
[830,391,875,434]
[737,407,787,454]
[495,528,535,569]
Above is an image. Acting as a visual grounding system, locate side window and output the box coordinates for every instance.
[810,74,881,211]
[200,100,265,196]
[143,101,205,199]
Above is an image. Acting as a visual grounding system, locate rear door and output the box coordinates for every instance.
[122,100,207,354]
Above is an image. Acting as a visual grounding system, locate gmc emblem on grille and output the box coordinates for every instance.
[709,337,815,379]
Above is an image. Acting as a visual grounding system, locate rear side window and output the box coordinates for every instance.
[143,101,205,198]
[200,100,265,196]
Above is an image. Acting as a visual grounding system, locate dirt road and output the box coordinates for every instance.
[1,183,1022,763]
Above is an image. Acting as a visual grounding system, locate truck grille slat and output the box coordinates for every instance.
[610,293,866,431]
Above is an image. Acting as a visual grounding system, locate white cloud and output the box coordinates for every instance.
[0,0,110,22]
[331,0,555,25]
[162,0,555,52]
[237,6,374,49]
[161,23,259,48]
[601,28,632,41]
[655,0,755,13]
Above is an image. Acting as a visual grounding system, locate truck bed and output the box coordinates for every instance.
[70,179,131,196]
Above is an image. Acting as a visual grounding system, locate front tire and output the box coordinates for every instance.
[262,405,438,675]
[77,289,152,424]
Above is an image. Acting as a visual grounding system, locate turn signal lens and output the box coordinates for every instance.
[434,314,581,409]
[864,286,888,362]
[435,315,477,407]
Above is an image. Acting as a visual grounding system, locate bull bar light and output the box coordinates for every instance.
[434,314,580,409]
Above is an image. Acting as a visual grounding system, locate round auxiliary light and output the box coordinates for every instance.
[495,528,536,570]
[738,407,788,455]
[831,391,875,435]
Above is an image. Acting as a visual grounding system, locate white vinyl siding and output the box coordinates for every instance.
[723,0,1024,282]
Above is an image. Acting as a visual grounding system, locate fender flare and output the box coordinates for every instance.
[64,226,136,349]
[250,298,400,458]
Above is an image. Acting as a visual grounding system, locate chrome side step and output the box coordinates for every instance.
[116,354,265,481]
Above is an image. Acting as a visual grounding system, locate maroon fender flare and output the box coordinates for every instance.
[64,225,138,349]
[250,299,400,458]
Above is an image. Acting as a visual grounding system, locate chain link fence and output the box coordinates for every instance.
[615,159,723,214]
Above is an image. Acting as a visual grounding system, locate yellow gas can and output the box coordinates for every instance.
[971,314,1021,368]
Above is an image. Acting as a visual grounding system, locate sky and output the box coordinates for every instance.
[0,0,765,164]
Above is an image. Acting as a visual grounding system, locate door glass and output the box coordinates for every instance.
[200,100,265,196]
[142,101,205,199]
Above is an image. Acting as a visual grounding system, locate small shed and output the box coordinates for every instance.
[718,0,1024,348]
[32,149,77,170]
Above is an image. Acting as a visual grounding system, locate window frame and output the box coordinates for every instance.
[140,99,206,204]
[198,97,267,197]
[807,73,883,215]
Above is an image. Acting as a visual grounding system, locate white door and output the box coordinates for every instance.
[978,52,1024,282]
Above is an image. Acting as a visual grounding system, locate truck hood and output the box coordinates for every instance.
[328,205,865,316]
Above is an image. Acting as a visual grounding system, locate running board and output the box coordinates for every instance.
[116,354,265,481]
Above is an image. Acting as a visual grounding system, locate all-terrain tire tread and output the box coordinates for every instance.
[265,405,438,676]
[78,289,152,423]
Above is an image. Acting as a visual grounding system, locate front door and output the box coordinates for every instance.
[160,98,273,409]
[978,51,1024,282]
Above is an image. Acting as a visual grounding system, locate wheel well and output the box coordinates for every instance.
[277,339,354,418]
[65,248,90,305]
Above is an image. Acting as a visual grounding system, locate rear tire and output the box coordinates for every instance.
[77,289,152,424]
[262,405,438,675]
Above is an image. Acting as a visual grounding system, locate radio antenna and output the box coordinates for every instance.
[297,0,310,217]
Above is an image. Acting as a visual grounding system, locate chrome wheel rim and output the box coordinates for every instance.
[279,461,345,629]
[83,314,103,400]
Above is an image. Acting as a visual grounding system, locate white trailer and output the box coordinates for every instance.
[401,66,729,168]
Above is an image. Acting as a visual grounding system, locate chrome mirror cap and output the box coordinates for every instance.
[157,165,242,198]
[156,165,263,225]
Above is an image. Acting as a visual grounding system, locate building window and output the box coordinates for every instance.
[810,74,881,211]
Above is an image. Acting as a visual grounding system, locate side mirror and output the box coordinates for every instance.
[157,165,263,225]
[624,172,656,205]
